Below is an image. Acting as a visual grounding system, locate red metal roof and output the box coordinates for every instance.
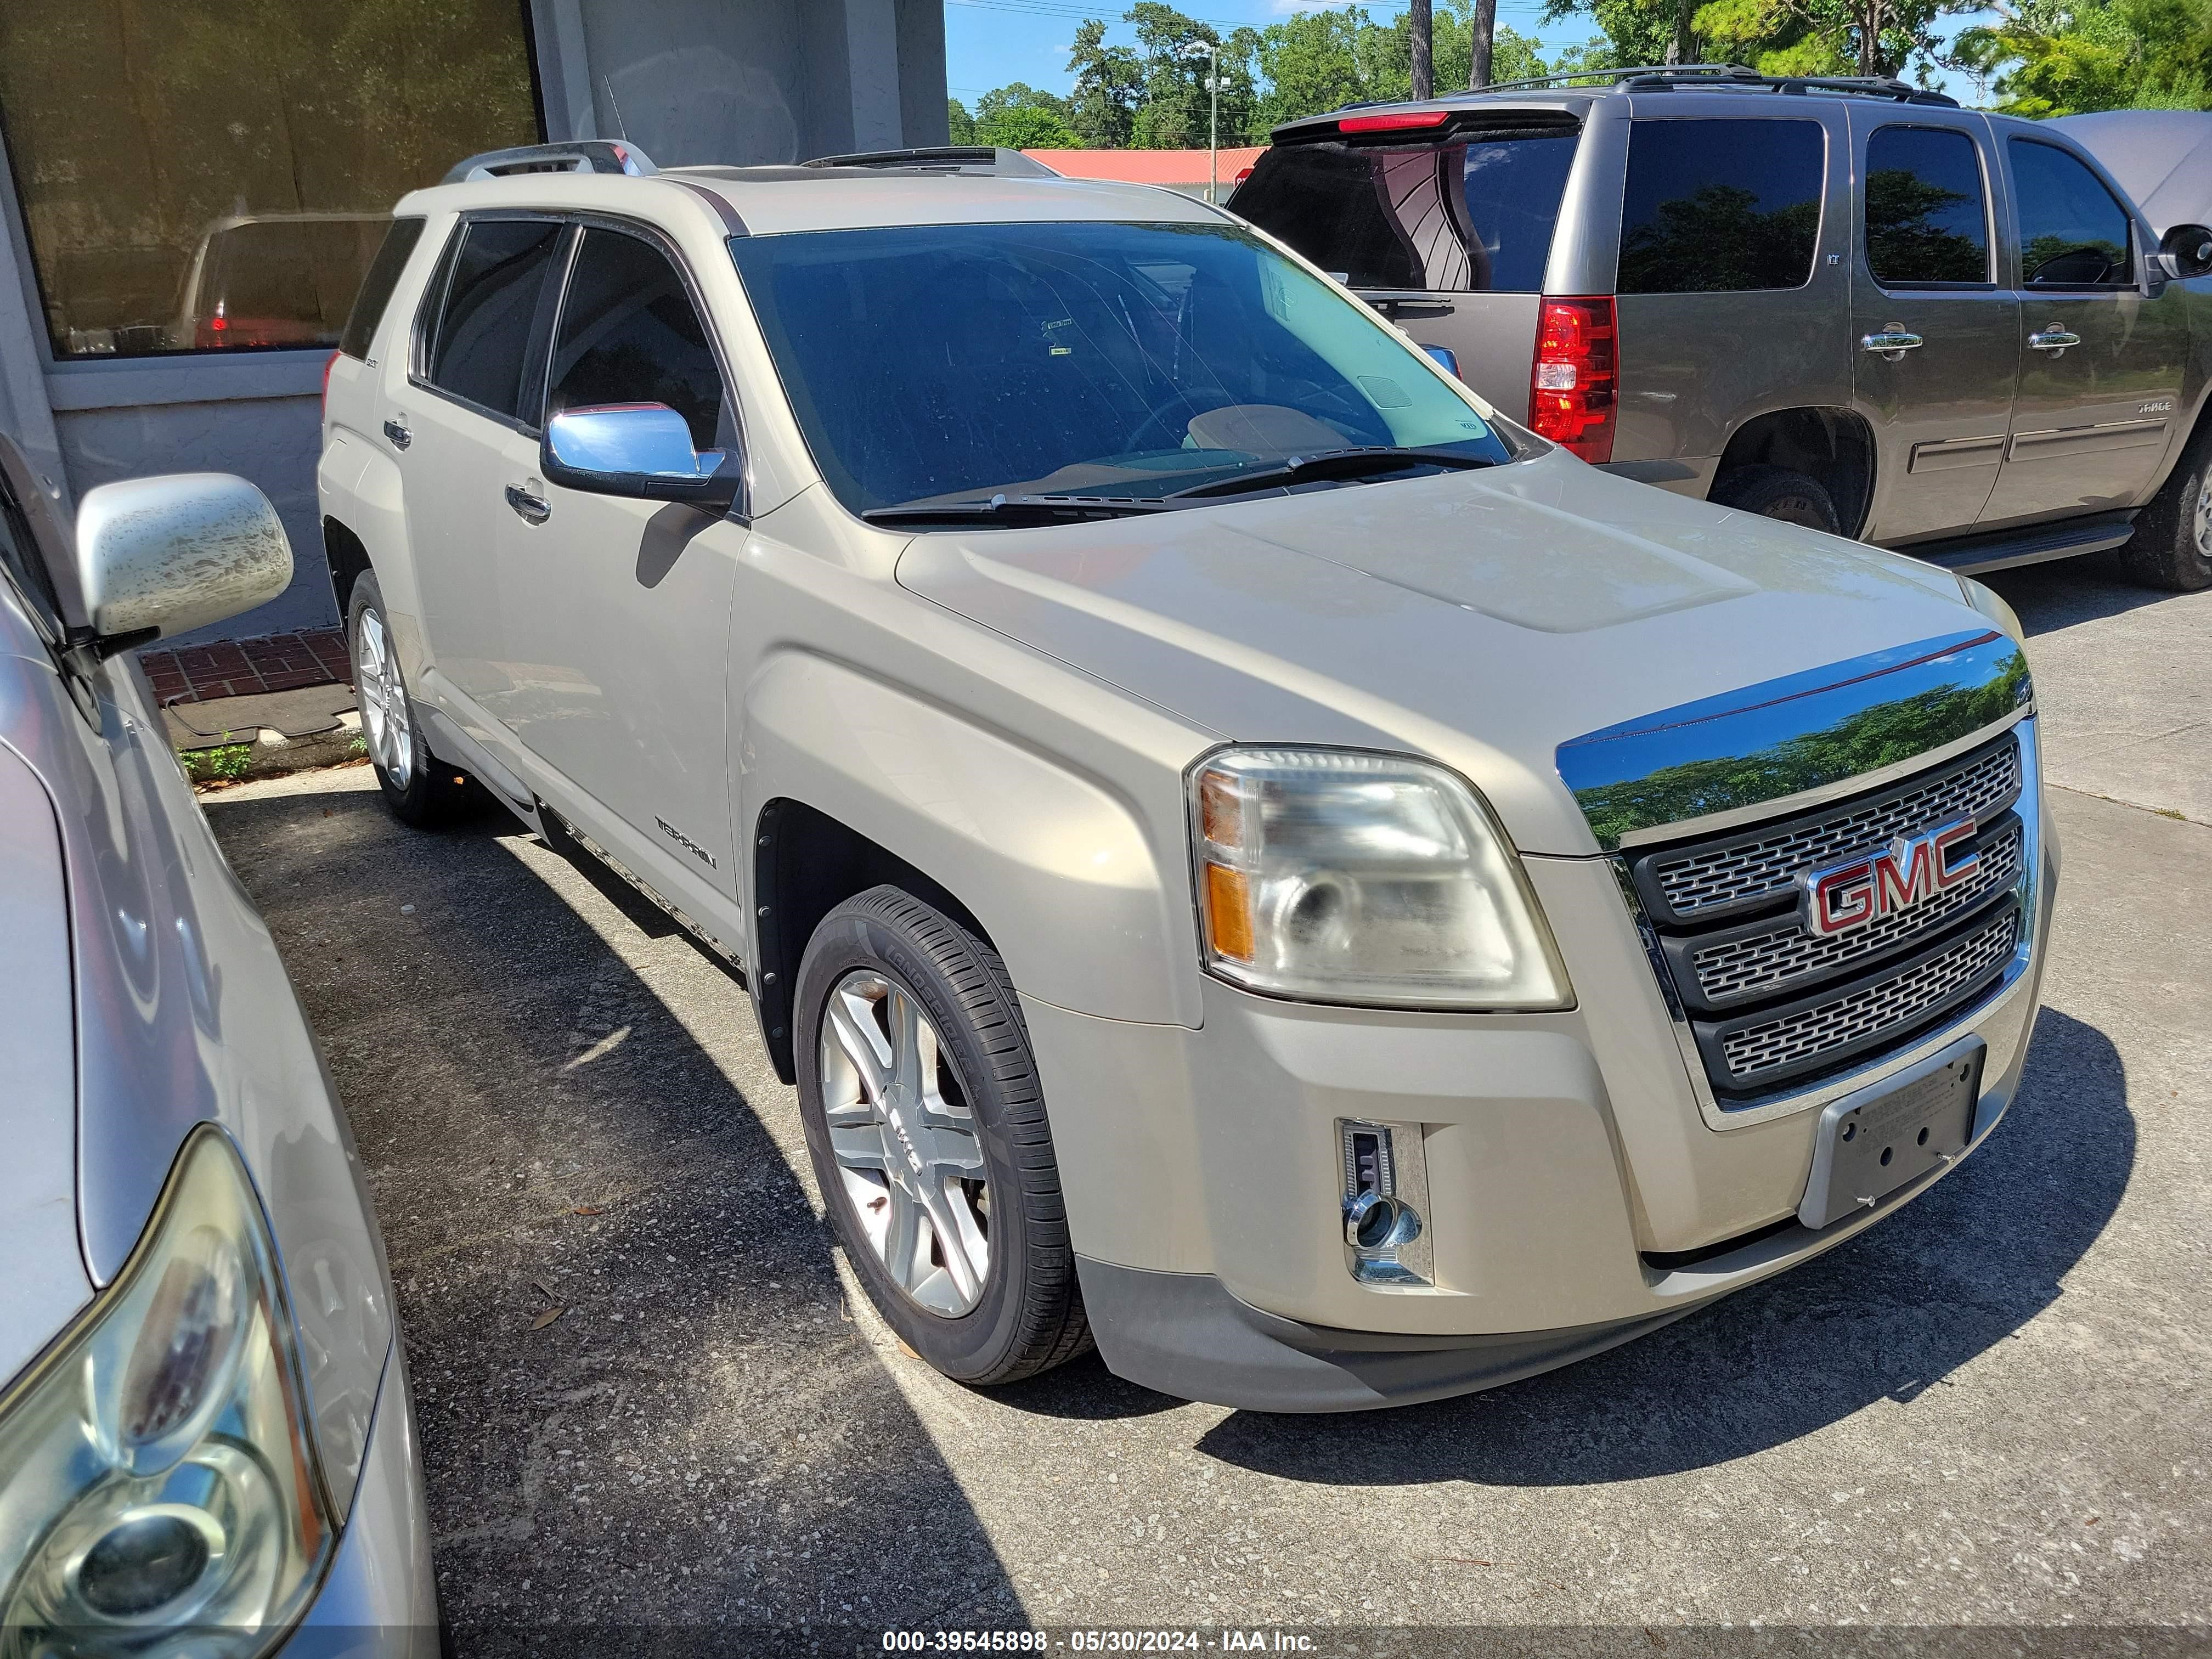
[1022,148,1266,187]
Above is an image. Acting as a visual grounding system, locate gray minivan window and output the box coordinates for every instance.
[1865,127,1990,286]
[2010,139,2133,286]
[729,220,1510,516]
[421,218,563,420]
[1617,119,1825,294]
[1231,131,1578,293]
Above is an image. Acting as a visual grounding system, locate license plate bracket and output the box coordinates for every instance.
[1798,1036,1984,1229]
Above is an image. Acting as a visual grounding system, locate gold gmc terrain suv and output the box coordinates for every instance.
[317,139,2056,1410]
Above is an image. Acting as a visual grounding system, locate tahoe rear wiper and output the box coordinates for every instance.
[1162,447,1499,501]
[861,492,1180,527]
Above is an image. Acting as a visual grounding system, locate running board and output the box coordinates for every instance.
[1899,511,2136,576]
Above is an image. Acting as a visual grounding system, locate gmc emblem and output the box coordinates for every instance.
[1802,817,1979,938]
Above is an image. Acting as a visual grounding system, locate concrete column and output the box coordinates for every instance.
[842,0,905,154]
[530,0,599,142]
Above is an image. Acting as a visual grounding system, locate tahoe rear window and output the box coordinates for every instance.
[1232,124,1579,294]
[1617,119,1825,294]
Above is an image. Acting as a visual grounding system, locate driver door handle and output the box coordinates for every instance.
[2029,326,2082,354]
[505,484,550,524]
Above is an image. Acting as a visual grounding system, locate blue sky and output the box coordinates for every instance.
[942,0,1992,110]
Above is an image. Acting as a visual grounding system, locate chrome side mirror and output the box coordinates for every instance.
[542,404,737,512]
[2158,223,2212,280]
[74,473,291,654]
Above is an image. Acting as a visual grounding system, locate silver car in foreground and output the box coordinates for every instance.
[0,434,433,1653]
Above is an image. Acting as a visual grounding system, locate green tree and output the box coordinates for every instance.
[971,82,1081,149]
[947,98,977,143]
[1949,0,2212,111]
[1066,19,1144,146]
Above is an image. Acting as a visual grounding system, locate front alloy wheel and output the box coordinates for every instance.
[819,970,991,1316]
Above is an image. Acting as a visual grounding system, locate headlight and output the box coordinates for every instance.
[1189,747,1572,1009]
[1,1128,335,1656]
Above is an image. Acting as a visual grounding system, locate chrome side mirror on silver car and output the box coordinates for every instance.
[74,473,292,656]
[2157,223,2212,281]
[541,404,738,514]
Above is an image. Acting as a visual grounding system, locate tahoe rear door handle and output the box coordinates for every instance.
[1860,327,1924,361]
[2028,326,2082,354]
[505,483,550,524]
[382,417,411,450]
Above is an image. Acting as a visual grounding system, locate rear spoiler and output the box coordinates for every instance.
[803,146,1059,178]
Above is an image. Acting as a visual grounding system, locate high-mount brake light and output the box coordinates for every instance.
[1337,109,1452,133]
[1528,296,1617,463]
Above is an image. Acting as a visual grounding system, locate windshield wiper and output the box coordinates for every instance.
[862,492,1179,527]
[1161,447,1499,502]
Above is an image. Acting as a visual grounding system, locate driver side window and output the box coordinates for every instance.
[547,227,730,453]
[2008,139,2134,289]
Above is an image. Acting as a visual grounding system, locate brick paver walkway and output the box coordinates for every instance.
[141,628,352,705]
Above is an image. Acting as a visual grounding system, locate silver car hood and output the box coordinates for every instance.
[896,449,1984,855]
[0,675,95,1387]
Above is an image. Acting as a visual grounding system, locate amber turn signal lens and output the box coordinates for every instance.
[1204,863,1255,962]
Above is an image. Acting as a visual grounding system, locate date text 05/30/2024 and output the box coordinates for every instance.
[881,1634,1316,1653]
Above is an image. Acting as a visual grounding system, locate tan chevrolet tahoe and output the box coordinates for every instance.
[317,139,2057,1411]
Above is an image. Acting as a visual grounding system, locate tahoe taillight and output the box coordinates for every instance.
[1528,296,1617,463]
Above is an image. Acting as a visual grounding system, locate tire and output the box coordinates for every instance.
[347,572,486,828]
[794,885,1090,1386]
[1712,465,1842,535]
[2113,422,2212,592]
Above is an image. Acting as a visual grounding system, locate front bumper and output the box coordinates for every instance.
[278,1350,438,1657]
[1026,831,2055,1412]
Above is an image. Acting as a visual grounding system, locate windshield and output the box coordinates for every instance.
[727,220,1511,517]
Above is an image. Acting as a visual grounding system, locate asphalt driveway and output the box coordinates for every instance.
[204,565,2212,1651]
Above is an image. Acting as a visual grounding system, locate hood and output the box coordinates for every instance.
[895,449,1986,854]
[0,712,94,1387]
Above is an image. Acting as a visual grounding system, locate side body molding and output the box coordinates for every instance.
[740,650,1201,1029]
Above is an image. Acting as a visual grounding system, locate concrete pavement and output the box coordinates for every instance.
[202,569,2211,1649]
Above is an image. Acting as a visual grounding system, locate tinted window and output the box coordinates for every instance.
[1617,120,1825,294]
[548,229,728,453]
[729,221,1509,516]
[424,219,563,420]
[0,475,64,642]
[1865,127,1989,286]
[2011,139,2132,287]
[1231,128,1579,293]
[340,217,426,360]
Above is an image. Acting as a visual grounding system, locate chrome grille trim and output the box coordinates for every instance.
[1649,741,2020,922]
[1715,906,2020,1085]
[1688,816,2024,1006]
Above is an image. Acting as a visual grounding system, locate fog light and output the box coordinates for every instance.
[75,1508,218,1617]
[1336,1119,1434,1286]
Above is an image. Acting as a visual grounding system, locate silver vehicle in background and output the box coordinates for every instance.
[1230,66,2212,591]
[0,434,433,1652]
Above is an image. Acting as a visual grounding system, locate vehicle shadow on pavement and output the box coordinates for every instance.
[1986,565,2171,636]
[1191,1006,2131,1486]
[204,781,1026,1641]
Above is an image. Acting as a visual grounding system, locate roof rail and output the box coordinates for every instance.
[442,140,657,186]
[803,146,1059,178]
[1451,63,1957,106]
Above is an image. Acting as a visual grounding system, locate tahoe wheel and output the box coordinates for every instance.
[347,572,484,827]
[794,886,1090,1385]
[1712,464,1842,535]
[2114,423,2212,591]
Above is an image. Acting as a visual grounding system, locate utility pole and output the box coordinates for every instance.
[1182,39,1221,204]
[1469,0,1496,89]
[1410,0,1434,99]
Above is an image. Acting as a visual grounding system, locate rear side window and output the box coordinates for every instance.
[1232,127,1578,294]
[340,217,426,359]
[2010,139,2133,287]
[1865,127,1990,286]
[548,228,729,453]
[1617,119,1825,294]
[421,218,563,420]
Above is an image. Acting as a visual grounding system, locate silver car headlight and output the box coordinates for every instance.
[1189,747,1572,1009]
[0,1128,335,1656]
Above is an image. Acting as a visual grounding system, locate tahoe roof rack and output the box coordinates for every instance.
[442,140,658,185]
[1464,63,1959,105]
[803,146,1060,177]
